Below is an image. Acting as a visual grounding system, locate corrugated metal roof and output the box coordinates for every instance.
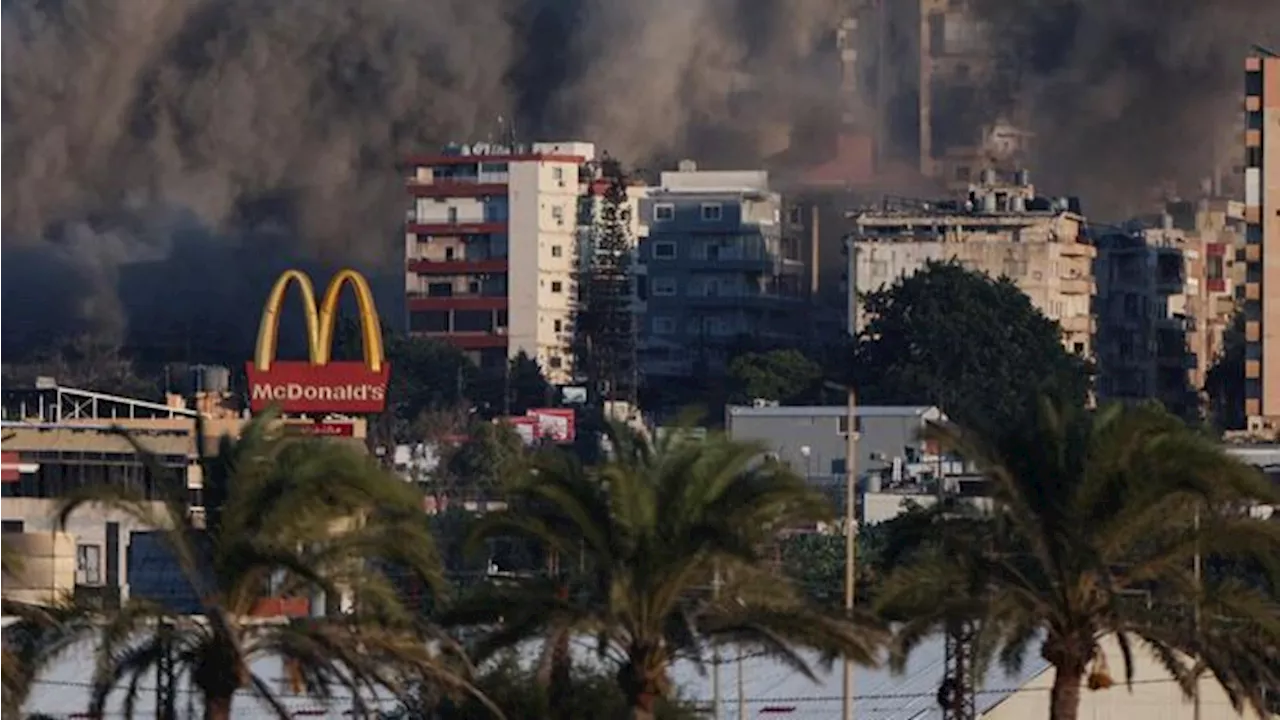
[1,425,195,457]
[728,405,942,420]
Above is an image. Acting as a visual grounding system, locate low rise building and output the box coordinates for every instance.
[846,169,1095,357]
[636,162,807,381]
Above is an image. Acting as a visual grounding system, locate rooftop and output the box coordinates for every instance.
[727,405,943,420]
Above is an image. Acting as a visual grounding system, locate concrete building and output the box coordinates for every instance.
[1243,54,1280,434]
[402,141,598,384]
[635,162,807,380]
[846,169,1095,356]
[1093,202,1245,417]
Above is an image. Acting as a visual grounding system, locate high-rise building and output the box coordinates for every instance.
[846,169,1094,356]
[636,162,807,382]
[402,142,596,384]
[1244,54,1280,434]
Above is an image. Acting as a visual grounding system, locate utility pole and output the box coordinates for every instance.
[842,385,857,720]
[937,453,976,720]
[1193,507,1202,720]
[712,565,723,720]
[737,648,746,720]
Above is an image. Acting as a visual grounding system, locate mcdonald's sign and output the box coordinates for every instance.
[245,269,391,414]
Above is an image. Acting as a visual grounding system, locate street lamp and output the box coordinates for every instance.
[824,380,858,720]
[799,444,813,480]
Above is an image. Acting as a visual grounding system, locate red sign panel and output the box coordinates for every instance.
[528,408,576,444]
[286,421,357,437]
[246,361,390,414]
[2,451,20,483]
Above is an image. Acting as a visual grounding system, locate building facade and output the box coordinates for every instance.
[636,162,807,380]
[846,169,1095,356]
[1244,54,1280,434]
[403,141,597,384]
[1094,201,1245,418]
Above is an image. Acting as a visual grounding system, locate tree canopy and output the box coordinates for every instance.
[851,260,1090,434]
[727,348,822,405]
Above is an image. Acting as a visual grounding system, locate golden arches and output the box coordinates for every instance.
[252,269,386,372]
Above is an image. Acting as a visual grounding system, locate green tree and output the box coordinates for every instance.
[778,523,893,607]
[727,348,822,405]
[45,412,481,720]
[384,332,474,427]
[469,352,554,417]
[875,398,1280,720]
[445,425,885,720]
[442,419,526,500]
[385,653,701,720]
[575,159,638,406]
[1205,310,1245,432]
[852,260,1090,435]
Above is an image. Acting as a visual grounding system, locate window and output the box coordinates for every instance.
[551,281,563,293]
[76,544,102,586]
[552,167,564,182]
[554,319,563,333]
[551,245,563,258]
[651,277,678,296]
[837,415,864,435]
[549,356,563,369]
[1,520,24,534]
[447,206,459,224]
[788,207,803,224]
[444,246,456,261]
[700,203,723,221]
[551,205,565,225]
[652,242,677,260]
[653,203,675,221]
[427,282,453,297]
[653,317,676,334]
[409,310,450,333]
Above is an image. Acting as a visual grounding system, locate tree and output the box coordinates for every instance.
[875,398,1280,720]
[445,425,885,720]
[47,412,484,720]
[441,419,526,500]
[727,349,822,405]
[469,352,554,418]
[1205,310,1245,432]
[384,333,474,424]
[575,159,638,406]
[851,260,1090,436]
[384,653,702,720]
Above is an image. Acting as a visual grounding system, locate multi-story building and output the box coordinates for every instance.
[1244,54,1280,434]
[636,162,807,381]
[402,141,597,384]
[846,169,1094,356]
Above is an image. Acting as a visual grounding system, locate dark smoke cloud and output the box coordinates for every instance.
[2,0,844,357]
[972,0,1280,218]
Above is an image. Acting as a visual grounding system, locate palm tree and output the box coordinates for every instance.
[48,412,489,720]
[444,423,885,720]
[875,398,1280,720]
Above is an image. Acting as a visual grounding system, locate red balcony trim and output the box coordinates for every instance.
[1207,278,1227,293]
[407,259,508,274]
[403,153,586,167]
[434,333,509,350]
[407,222,505,236]
[1205,242,1227,257]
[407,182,508,198]
[408,296,507,312]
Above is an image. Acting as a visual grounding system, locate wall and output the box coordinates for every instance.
[984,634,1264,720]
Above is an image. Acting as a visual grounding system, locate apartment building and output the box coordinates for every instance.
[1244,54,1280,434]
[636,162,807,381]
[402,141,596,384]
[1092,198,1245,419]
[846,169,1094,356]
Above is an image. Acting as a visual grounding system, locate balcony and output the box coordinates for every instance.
[407,221,505,236]
[407,295,507,312]
[407,177,508,198]
[1059,277,1093,295]
[1060,315,1092,334]
[430,332,509,350]
[407,258,508,275]
[1059,241,1096,258]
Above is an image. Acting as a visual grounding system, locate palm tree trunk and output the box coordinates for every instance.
[202,692,233,720]
[1049,663,1084,720]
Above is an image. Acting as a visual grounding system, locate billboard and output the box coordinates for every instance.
[246,269,390,414]
[501,409,576,445]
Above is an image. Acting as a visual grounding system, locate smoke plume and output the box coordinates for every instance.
[971,0,1280,218]
[2,0,844,357]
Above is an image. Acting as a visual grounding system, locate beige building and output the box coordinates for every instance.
[402,141,601,384]
[847,169,1094,356]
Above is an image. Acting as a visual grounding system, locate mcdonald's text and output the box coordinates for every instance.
[245,361,390,414]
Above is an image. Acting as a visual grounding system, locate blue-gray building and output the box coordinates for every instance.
[636,162,807,381]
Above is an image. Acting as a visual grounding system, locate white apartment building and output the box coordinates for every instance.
[402,141,597,383]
